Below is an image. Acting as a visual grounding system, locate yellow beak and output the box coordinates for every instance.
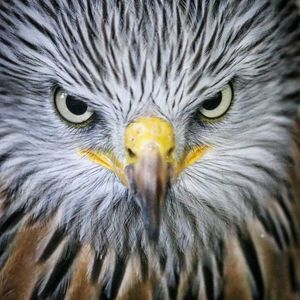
[124,117,175,166]
[79,117,210,241]
[123,118,175,240]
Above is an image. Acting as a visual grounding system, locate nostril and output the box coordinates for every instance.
[167,147,175,158]
[127,148,136,158]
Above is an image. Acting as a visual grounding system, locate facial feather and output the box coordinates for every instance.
[0,0,299,263]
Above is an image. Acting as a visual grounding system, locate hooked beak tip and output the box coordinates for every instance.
[125,154,170,243]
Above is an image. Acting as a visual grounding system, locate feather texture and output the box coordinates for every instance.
[0,0,300,299]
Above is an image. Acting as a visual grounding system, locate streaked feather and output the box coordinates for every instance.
[0,0,299,299]
[0,117,299,299]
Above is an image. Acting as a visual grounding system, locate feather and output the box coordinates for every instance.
[0,0,299,299]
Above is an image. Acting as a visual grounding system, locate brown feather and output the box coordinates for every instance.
[0,120,299,300]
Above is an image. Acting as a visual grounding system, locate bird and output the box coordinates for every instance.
[0,0,299,299]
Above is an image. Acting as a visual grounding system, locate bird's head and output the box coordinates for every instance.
[0,0,299,258]
[79,115,210,241]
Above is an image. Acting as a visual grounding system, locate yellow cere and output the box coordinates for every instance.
[78,117,211,184]
[125,117,176,165]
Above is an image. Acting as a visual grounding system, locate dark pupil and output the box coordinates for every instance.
[66,97,88,115]
[202,92,222,110]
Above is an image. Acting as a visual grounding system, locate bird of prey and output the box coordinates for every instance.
[0,0,299,299]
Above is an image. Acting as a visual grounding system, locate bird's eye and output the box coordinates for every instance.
[54,88,94,125]
[199,84,233,119]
